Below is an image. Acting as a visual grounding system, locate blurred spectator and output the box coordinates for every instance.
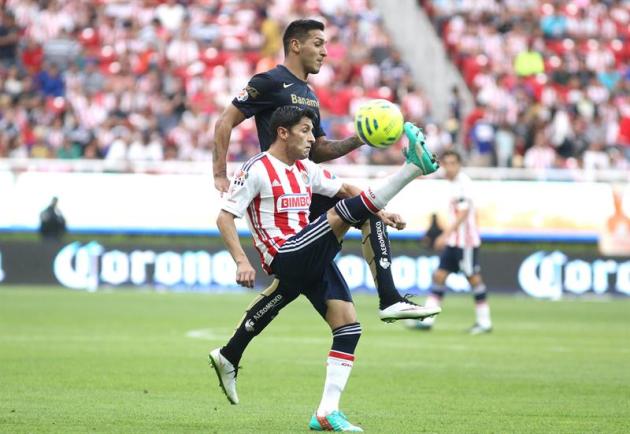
[582,140,610,171]
[524,130,556,170]
[35,63,65,97]
[514,39,545,77]
[43,28,82,68]
[39,196,66,241]
[495,120,516,167]
[0,11,19,69]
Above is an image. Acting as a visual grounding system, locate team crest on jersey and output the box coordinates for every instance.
[300,171,310,185]
[277,193,311,212]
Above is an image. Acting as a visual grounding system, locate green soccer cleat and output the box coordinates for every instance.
[309,411,364,432]
[403,122,439,175]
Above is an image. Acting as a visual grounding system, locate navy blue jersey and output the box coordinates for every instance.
[232,65,326,151]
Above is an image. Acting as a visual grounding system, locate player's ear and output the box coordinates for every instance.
[289,38,300,54]
[278,126,289,140]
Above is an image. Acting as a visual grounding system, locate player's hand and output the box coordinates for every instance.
[235,260,256,288]
[434,234,447,251]
[214,174,230,193]
[378,211,407,230]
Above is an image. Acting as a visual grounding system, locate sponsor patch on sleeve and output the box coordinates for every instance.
[233,169,248,186]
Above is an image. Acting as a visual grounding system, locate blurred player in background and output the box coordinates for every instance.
[213,19,433,322]
[209,106,440,430]
[407,150,493,334]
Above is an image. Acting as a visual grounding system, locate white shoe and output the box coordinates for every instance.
[378,298,442,323]
[468,323,492,335]
[209,348,239,404]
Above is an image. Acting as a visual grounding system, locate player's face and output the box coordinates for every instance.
[441,155,460,180]
[298,30,327,74]
[287,117,316,160]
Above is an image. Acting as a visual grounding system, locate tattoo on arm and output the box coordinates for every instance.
[311,136,364,163]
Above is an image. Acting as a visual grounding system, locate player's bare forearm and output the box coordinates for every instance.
[213,118,232,179]
[311,136,364,163]
[216,210,249,265]
[213,106,246,184]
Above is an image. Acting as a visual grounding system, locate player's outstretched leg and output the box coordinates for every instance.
[208,279,299,404]
[335,122,441,322]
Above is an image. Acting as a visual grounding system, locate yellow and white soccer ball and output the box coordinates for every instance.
[354,99,404,148]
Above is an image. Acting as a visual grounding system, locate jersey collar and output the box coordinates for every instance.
[278,64,308,84]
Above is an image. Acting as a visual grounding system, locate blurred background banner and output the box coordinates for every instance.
[1,240,628,298]
[1,170,628,244]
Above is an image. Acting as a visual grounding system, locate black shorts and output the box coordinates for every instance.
[438,246,481,277]
[270,214,353,318]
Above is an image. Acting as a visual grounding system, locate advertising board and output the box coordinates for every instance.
[1,241,628,298]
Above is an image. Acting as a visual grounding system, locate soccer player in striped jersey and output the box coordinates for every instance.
[209,106,440,431]
[407,150,493,334]
[213,18,433,322]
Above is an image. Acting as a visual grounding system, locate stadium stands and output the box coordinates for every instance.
[0,0,424,165]
[1,0,628,170]
[420,0,630,169]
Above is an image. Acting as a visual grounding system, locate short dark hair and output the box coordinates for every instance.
[270,106,316,142]
[440,149,462,162]
[282,19,325,56]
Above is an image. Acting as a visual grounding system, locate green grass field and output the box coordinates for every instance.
[1,287,628,433]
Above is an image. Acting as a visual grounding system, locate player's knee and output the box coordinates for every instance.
[469,275,484,289]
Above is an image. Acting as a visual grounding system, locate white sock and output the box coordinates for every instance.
[316,351,354,417]
[365,163,422,209]
[475,302,492,328]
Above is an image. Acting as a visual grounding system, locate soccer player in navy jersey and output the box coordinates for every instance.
[213,19,433,322]
[210,105,440,430]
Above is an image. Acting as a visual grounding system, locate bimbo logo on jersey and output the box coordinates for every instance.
[518,251,630,299]
[53,242,238,291]
[277,193,311,212]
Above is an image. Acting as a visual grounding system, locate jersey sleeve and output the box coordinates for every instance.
[313,113,326,139]
[221,163,261,218]
[232,73,278,118]
[304,160,342,198]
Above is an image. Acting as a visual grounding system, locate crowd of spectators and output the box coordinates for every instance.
[422,0,630,170]
[0,0,428,166]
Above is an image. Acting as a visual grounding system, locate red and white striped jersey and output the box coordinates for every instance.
[446,172,481,248]
[222,152,342,273]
